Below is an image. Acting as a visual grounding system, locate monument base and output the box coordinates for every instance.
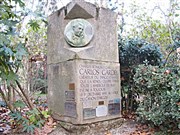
[48,59,121,124]
[49,118,125,135]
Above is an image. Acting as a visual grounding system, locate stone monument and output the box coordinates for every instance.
[47,0,121,124]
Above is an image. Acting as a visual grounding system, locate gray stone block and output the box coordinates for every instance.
[47,0,121,124]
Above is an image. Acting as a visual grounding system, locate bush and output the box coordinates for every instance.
[119,38,163,113]
[119,38,163,68]
[134,64,180,130]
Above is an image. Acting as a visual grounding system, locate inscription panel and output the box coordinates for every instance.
[108,98,120,115]
[65,91,75,101]
[83,108,96,119]
[64,102,77,118]
[77,63,120,102]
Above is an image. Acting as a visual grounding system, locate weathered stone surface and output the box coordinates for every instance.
[49,118,128,135]
[47,0,121,125]
[48,59,121,124]
[47,1,118,64]
[65,3,94,19]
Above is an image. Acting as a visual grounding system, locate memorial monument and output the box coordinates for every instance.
[47,0,121,124]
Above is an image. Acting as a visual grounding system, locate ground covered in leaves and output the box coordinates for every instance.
[0,101,179,135]
[0,102,154,135]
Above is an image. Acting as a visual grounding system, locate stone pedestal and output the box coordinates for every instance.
[47,0,121,124]
[48,60,120,124]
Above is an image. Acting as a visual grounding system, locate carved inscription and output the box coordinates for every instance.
[78,64,120,102]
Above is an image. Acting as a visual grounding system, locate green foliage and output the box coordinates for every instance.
[119,38,163,68]
[134,64,180,130]
[25,18,47,94]
[41,110,50,118]
[13,0,25,7]
[119,38,163,113]
[30,68,47,93]
[119,0,179,58]
[165,32,180,67]
[25,18,47,55]
[13,100,26,109]
[0,1,48,133]
[140,19,171,48]
[28,19,40,31]
[0,0,47,85]
[117,0,180,131]
[10,110,37,134]
[0,0,27,85]
[10,106,49,133]
[140,44,162,65]
[22,123,36,134]
[134,65,178,94]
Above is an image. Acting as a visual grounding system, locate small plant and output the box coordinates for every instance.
[10,100,50,134]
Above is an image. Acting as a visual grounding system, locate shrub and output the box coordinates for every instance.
[119,38,163,68]
[134,64,180,130]
[119,38,163,113]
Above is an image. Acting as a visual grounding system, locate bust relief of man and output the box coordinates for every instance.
[71,21,85,45]
[64,19,93,47]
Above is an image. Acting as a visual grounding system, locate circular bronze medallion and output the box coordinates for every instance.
[64,19,94,47]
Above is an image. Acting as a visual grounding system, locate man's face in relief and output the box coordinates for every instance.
[73,23,84,37]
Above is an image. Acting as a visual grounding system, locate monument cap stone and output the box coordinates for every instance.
[64,3,94,19]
